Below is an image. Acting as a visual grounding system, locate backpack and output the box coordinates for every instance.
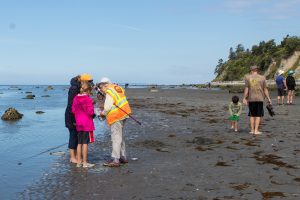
[286,75,296,87]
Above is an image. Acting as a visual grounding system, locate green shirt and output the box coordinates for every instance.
[229,102,242,116]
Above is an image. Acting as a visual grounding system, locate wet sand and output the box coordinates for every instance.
[20,88,300,200]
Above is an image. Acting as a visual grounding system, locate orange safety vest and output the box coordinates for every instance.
[104,84,132,125]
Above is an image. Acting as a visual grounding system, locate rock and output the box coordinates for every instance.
[23,94,35,99]
[50,151,65,156]
[47,86,54,90]
[149,86,158,92]
[36,111,45,114]
[1,107,23,121]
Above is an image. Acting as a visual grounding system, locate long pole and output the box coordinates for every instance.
[96,88,142,126]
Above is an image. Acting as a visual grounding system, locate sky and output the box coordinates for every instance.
[0,0,300,85]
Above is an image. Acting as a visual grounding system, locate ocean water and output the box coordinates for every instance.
[0,85,105,199]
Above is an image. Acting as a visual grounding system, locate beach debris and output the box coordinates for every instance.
[25,91,32,94]
[23,94,35,99]
[41,95,50,98]
[36,111,45,114]
[1,107,23,121]
[49,151,65,156]
[131,157,138,161]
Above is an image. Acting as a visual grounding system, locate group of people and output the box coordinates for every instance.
[275,69,297,105]
[64,74,131,168]
[228,66,297,135]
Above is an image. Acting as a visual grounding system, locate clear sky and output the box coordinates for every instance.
[0,0,299,85]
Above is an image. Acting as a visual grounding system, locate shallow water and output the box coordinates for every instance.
[0,85,105,199]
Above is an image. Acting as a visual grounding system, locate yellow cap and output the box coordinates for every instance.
[80,73,93,81]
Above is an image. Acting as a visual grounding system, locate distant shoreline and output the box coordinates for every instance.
[211,80,300,87]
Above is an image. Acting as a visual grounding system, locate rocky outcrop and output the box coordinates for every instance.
[1,107,23,120]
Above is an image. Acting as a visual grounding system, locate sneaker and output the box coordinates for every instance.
[103,160,120,167]
[82,162,95,168]
[119,157,128,164]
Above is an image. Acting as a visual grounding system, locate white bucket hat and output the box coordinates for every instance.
[278,70,284,75]
[100,77,111,84]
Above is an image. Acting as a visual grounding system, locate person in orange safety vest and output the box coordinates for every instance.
[98,77,131,167]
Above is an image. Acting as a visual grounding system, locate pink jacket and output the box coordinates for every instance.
[72,94,95,132]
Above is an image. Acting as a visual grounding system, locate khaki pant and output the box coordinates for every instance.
[110,119,126,159]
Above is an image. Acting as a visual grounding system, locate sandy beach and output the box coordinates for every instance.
[20,88,300,200]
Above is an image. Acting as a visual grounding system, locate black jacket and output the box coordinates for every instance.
[286,75,296,87]
[65,77,80,129]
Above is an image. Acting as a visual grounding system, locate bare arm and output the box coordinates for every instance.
[264,87,272,104]
[229,103,233,116]
[284,78,287,89]
[243,87,249,105]
[237,103,243,116]
[101,94,114,116]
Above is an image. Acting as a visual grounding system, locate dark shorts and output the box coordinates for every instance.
[248,102,264,117]
[78,131,90,144]
[277,88,286,96]
[68,128,78,149]
[287,85,295,91]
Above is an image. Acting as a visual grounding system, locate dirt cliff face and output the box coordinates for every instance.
[264,51,300,79]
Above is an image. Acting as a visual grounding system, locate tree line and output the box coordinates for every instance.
[214,35,300,81]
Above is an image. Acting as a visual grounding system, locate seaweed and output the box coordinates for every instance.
[195,145,213,151]
[215,161,231,166]
[294,178,300,182]
[226,146,239,150]
[253,152,297,169]
[261,191,285,199]
[231,183,251,191]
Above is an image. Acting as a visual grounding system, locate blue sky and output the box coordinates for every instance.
[0,0,300,85]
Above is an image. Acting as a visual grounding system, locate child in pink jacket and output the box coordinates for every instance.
[72,82,95,168]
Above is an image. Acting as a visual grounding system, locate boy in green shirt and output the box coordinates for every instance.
[229,96,243,132]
